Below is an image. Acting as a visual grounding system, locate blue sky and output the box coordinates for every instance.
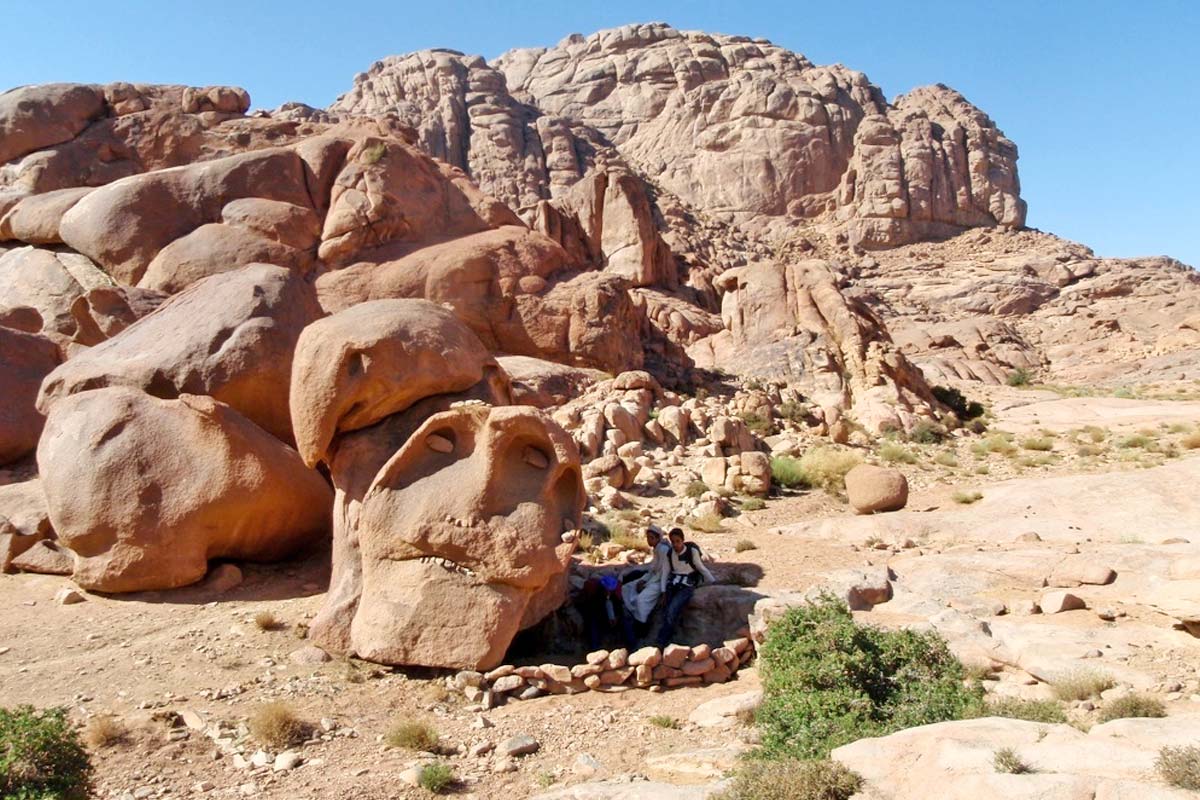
[4,0,1197,265]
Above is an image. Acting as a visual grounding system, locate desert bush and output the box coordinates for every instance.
[983,698,1067,724]
[1051,669,1115,702]
[1018,454,1057,468]
[1076,444,1104,457]
[910,419,948,445]
[800,448,861,495]
[648,715,679,729]
[81,715,127,749]
[686,480,709,499]
[606,521,648,552]
[1097,694,1166,723]
[714,759,863,800]
[1116,433,1153,449]
[0,706,92,800]
[418,762,456,793]
[1020,436,1054,452]
[933,451,959,468]
[755,597,983,759]
[1006,368,1031,387]
[254,611,282,631]
[931,386,985,420]
[386,719,439,752]
[971,435,1016,457]
[1113,387,1134,399]
[973,465,990,475]
[741,498,766,512]
[993,746,1032,774]
[361,142,387,164]
[735,539,758,552]
[770,456,807,489]
[248,702,305,749]
[740,411,775,437]
[952,491,983,505]
[575,531,595,552]
[689,512,725,533]
[879,443,917,465]
[778,401,809,424]
[1157,745,1200,790]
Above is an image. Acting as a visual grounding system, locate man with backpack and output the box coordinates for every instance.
[655,527,716,648]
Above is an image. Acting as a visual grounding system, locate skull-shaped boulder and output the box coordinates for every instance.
[294,298,585,670]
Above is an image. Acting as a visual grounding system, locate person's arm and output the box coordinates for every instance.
[659,546,671,593]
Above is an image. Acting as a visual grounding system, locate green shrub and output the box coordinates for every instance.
[971,435,1016,457]
[879,443,917,465]
[1006,368,1031,387]
[983,698,1067,724]
[361,142,387,164]
[0,706,92,800]
[1113,387,1134,399]
[1116,433,1152,449]
[803,448,860,494]
[741,497,766,512]
[417,762,456,793]
[1097,694,1166,723]
[740,412,775,437]
[993,746,1032,774]
[778,401,809,424]
[1051,669,1114,702]
[1020,437,1054,452]
[714,759,863,800]
[908,419,947,444]
[386,719,439,752]
[735,539,758,552]
[1157,745,1200,790]
[770,456,807,489]
[931,386,984,420]
[648,715,679,729]
[686,480,709,499]
[755,598,983,759]
[952,491,983,505]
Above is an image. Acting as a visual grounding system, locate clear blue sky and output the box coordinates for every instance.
[4,1,1197,266]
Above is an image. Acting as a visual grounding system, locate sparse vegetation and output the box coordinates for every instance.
[1020,436,1054,452]
[740,411,775,437]
[1051,669,1115,702]
[933,451,959,468]
[0,706,92,800]
[713,759,863,800]
[248,702,305,749]
[386,719,440,752]
[1006,368,1031,387]
[417,762,456,793]
[361,142,387,164]
[778,401,809,424]
[932,385,985,421]
[686,480,709,499]
[1157,745,1200,790]
[741,497,766,511]
[536,771,558,788]
[1116,433,1153,449]
[993,746,1033,774]
[254,611,282,631]
[735,539,758,552]
[879,443,917,465]
[648,715,680,729]
[771,448,862,495]
[908,419,948,444]
[576,531,595,552]
[606,520,649,552]
[952,491,983,505]
[1097,694,1166,723]
[770,456,807,489]
[983,698,1067,724]
[689,512,725,533]
[81,715,127,749]
[755,597,983,760]
[971,434,1016,457]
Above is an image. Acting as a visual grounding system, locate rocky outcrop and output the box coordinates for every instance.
[0,327,60,465]
[37,388,332,592]
[296,300,586,670]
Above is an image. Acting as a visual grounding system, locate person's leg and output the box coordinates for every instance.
[655,585,695,648]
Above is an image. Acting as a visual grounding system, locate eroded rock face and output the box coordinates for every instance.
[37,388,332,592]
[295,299,585,669]
[0,327,61,465]
[39,263,323,443]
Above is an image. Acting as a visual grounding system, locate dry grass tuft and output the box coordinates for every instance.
[952,491,983,505]
[1097,694,1166,723]
[1051,669,1115,702]
[689,512,725,533]
[82,715,128,749]
[1157,745,1200,790]
[385,719,440,752]
[254,611,282,631]
[248,702,306,749]
[993,746,1033,774]
[735,539,758,552]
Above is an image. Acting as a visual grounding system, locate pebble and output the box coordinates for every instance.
[55,587,86,605]
[273,751,302,771]
[500,734,540,757]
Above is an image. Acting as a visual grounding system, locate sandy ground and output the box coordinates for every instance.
[3,394,1200,799]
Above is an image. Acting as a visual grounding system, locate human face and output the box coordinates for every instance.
[670,534,685,553]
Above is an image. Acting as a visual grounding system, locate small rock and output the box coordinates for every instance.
[205,564,243,593]
[500,734,540,757]
[289,645,331,665]
[54,587,85,605]
[273,751,302,771]
[1039,590,1086,614]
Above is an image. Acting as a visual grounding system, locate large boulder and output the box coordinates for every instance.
[0,327,61,464]
[0,84,106,166]
[0,246,113,338]
[295,299,585,670]
[36,387,332,592]
[39,263,322,443]
[845,463,909,514]
[289,299,493,467]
